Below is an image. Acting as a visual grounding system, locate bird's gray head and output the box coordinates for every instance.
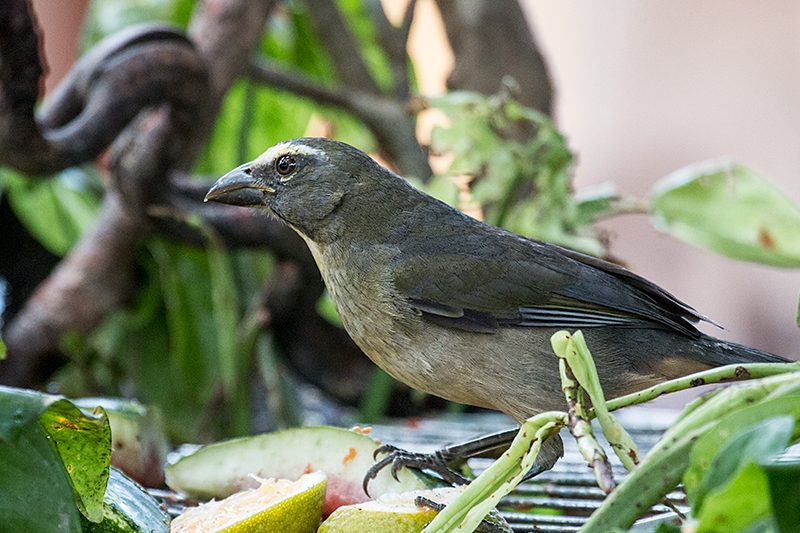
[205,137,386,239]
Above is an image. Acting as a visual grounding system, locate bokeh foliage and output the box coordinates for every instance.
[2,0,800,448]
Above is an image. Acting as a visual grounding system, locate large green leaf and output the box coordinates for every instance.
[39,399,112,523]
[690,416,793,514]
[650,161,800,267]
[0,387,113,532]
[695,462,773,533]
[0,416,83,532]
[683,397,800,504]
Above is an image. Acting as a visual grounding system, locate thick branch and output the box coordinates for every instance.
[246,59,350,108]
[188,0,277,106]
[0,11,209,175]
[153,173,318,277]
[1,192,141,386]
[435,0,553,115]
[0,0,279,386]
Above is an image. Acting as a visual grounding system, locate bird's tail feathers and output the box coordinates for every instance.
[700,336,790,366]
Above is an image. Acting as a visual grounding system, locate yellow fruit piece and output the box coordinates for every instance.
[318,486,506,533]
[170,471,326,533]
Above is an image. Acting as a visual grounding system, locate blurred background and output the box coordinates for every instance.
[2,0,798,438]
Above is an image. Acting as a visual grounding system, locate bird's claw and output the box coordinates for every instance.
[362,443,471,496]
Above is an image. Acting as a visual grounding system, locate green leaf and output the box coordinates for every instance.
[0,337,6,360]
[39,399,112,523]
[146,240,235,428]
[178,214,243,398]
[573,184,620,226]
[73,397,169,489]
[695,462,772,533]
[683,397,800,505]
[429,91,605,255]
[692,415,793,513]
[762,458,800,533]
[650,161,800,267]
[0,416,83,532]
[0,387,90,532]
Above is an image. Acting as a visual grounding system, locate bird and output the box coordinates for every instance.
[205,137,789,486]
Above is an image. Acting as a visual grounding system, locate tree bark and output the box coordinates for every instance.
[435,0,553,115]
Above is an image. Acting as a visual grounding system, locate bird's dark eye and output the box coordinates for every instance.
[276,155,297,176]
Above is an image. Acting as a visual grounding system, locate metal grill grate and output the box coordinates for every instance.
[368,407,686,532]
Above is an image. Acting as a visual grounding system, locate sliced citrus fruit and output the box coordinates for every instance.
[165,426,431,517]
[318,486,511,533]
[170,471,326,533]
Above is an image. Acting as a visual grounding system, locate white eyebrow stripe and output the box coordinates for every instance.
[252,141,329,169]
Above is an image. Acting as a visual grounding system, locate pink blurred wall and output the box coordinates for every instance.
[523,1,800,363]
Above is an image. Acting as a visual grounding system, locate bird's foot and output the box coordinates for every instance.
[362,429,525,496]
[362,444,471,495]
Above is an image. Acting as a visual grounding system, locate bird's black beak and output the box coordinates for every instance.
[204,162,276,207]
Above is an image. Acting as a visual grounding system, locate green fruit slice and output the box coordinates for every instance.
[170,471,326,533]
[318,487,512,533]
[165,426,430,516]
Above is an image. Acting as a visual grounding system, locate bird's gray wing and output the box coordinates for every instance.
[391,238,705,337]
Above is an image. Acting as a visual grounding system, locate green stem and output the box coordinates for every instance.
[600,362,800,416]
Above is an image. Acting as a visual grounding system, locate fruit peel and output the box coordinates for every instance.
[170,471,327,533]
[166,426,430,517]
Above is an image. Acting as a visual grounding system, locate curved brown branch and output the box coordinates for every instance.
[188,0,278,109]
[152,173,318,277]
[0,8,209,175]
[0,0,277,386]
[246,59,351,108]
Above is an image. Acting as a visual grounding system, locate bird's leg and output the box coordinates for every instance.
[363,428,519,494]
